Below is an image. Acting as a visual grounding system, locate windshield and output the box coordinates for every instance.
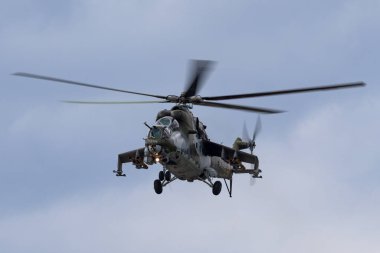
[156,116,172,126]
[150,127,162,138]
[155,116,179,130]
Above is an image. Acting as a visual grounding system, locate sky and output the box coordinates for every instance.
[0,0,379,252]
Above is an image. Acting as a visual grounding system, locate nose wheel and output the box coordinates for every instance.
[164,171,171,181]
[158,171,165,181]
[154,170,176,194]
[154,179,163,194]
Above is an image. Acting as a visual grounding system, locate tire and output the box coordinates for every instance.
[158,171,165,181]
[212,181,222,196]
[164,171,171,181]
[154,179,163,194]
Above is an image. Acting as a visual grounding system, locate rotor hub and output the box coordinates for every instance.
[166,95,179,103]
[188,95,203,103]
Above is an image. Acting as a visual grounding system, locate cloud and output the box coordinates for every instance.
[1,95,379,253]
[0,1,379,252]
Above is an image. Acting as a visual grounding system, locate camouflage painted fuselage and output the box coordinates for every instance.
[144,105,233,180]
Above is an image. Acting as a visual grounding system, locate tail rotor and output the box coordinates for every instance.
[242,115,261,155]
[242,116,262,184]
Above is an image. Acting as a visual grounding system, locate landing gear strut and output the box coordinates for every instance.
[198,171,226,196]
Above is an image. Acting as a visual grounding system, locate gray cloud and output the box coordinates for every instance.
[0,0,379,252]
[1,94,379,253]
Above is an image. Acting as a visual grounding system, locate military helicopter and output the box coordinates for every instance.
[13,60,365,197]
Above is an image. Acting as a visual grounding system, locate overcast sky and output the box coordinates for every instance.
[0,1,379,252]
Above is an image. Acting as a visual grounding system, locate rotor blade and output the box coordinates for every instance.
[183,60,215,97]
[242,121,250,142]
[62,100,169,104]
[13,72,167,99]
[197,101,284,114]
[202,81,366,101]
[252,115,262,142]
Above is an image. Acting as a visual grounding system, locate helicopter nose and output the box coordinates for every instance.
[148,144,162,155]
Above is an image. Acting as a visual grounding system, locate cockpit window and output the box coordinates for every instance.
[156,116,178,128]
[158,117,171,126]
[149,116,180,139]
[150,127,162,138]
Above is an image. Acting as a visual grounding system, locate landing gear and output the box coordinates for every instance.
[113,170,126,177]
[154,170,177,195]
[164,171,171,181]
[198,171,226,196]
[212,181,222,195]
[159,170,171,181]
[154,179,163,194]
[158,171,165,181]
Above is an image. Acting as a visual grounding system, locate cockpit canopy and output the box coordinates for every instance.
[150,127,162,138]
[149,116,179,139]
[155,116,179,129]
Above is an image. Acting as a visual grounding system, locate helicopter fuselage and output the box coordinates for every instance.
[144,106,233,181]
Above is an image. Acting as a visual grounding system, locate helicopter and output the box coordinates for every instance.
[13,60,365,197]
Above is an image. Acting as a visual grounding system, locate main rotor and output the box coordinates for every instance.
[13,60,365,113]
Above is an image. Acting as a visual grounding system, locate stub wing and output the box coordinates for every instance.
[114,147,146,176]
[201,140,258,165]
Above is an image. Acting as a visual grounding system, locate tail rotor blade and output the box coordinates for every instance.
[250,176,256,186]
[252,115,262,142]
[243,115,262,154]
[242,121,250,142]
[249,163,257,186]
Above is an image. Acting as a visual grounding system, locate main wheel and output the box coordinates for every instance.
[158,171,165,181]
[164,171,171,181]
[154,179,163,194]
[212,181,222,196]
